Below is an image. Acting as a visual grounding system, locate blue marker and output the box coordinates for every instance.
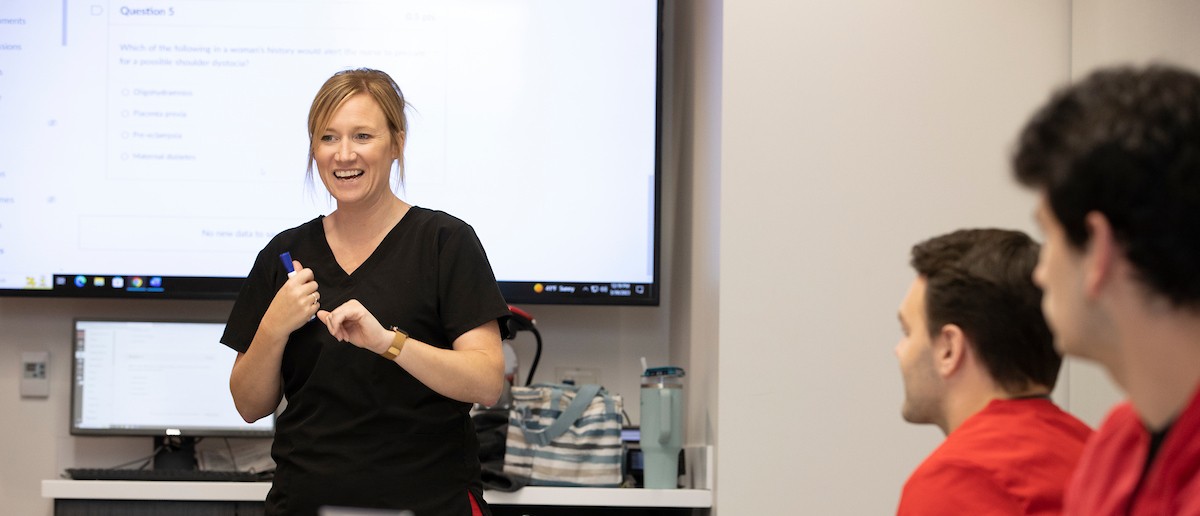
[280,252,295,277]
[281,251,316,321]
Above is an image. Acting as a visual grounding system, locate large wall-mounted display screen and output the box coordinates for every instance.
[0,0,661,305]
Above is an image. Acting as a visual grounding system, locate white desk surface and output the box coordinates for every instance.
[41,480,713,508]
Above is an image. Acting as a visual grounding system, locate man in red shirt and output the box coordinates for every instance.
[1013,64,1200,515]
[895,229,1092,515]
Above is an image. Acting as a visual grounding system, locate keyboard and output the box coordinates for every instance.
[65,467,271,482]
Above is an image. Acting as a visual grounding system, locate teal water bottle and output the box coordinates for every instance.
[640,366,685,489]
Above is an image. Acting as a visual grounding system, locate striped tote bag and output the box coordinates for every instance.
[503,383,624,487]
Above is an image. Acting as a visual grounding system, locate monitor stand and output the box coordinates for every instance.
[153,436,198,470]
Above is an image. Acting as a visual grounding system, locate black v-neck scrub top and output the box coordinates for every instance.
[222,206,511,516]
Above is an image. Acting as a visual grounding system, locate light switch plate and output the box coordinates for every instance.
[21,351,50,398]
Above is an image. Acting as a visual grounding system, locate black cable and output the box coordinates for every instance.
[505,305,542,386]
[107,447,163,470]
[224,437,239,471]
[524,325,543,386]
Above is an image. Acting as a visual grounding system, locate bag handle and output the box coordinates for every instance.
[521,383,603,447]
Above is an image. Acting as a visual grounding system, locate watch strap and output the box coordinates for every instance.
[382,327,408,360]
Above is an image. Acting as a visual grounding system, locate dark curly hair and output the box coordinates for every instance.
[1013,64,1200,308]
[911,229,1060,393]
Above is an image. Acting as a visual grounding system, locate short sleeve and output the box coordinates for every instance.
[220,244,281,353]
[435,221,511,343]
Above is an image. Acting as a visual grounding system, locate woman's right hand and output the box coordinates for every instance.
[262,259,320,335]
[231,259,314,423]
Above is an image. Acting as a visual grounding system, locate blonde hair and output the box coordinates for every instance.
[305,68,408,186]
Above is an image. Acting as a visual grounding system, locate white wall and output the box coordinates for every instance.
[666,0,723,457]
[1071,0,1200,74]
[715,1,1069,513]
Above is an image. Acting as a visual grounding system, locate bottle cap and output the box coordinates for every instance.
[642,366,686,378]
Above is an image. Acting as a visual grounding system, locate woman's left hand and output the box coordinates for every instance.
[316,300,392,354]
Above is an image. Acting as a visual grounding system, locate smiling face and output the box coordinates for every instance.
[313,93,403,207]
[895,277,944,427]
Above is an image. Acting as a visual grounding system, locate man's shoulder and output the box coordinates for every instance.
[909,426,1009,487]
[1090,400,1140,438]
[900,453,1018,515]
[958,398,1092,442]
[909,449,993,480]
[899,401,1090,516]
[1065,399,1200,514]
[922,400,1091,478]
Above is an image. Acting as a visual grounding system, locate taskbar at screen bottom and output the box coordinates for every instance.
[38,274,244,300]
[6,275,655,305]
[500,281,658,306]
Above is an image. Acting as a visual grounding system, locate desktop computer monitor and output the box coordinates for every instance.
[70,319,274,468]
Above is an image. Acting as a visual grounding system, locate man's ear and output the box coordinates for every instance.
[932,323,968,379]
[1083,211,1116,298]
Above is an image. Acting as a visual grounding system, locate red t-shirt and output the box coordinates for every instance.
[898,398,1093,515]
[1064,384,1200,515]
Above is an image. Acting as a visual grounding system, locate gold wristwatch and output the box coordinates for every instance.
[382,327,408,360]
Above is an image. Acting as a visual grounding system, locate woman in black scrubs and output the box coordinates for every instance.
[222,68,510,516]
